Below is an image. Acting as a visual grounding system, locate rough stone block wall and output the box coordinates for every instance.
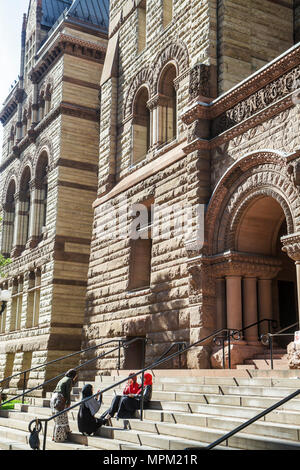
[217,0,294,93]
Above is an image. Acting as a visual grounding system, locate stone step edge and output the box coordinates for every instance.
[1,411,300,450]
[4,406,300,439]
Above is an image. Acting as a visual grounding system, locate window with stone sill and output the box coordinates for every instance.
[128,198,153,291]
[10,277,23,332]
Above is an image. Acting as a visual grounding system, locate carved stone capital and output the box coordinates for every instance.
[281,233,300,261]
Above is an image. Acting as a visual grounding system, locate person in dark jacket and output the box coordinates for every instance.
[116,372,153,420]
[100,372,140,424]
[77,384,105,436]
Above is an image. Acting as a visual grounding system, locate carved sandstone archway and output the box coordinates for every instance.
[190,151,300,368]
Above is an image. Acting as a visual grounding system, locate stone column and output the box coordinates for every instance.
[216,277,226,331]
[243,277,259,343]
[258,278,273,335]
[226,276,243,331]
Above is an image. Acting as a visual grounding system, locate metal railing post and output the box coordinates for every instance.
[22,372,26,404]
[139,338,146,421]
[228,331,231,369]
[270,334,274,370]
[43,421,47,451]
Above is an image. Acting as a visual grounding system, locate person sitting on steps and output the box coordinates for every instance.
[77,384,106,436]
[115,372,153,420]
[100,372,140,425]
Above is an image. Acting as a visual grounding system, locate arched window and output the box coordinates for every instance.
[158,63,177,146]
[132,86,151,164]
[1,180,16,257]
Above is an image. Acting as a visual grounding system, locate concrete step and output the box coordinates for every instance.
[4,404,300,444]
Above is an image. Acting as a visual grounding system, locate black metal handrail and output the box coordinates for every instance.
[261,321,299,369]
[29,327,239,450]
[0,337,147,408]
[238,318,277,340]
[0,338,125,395]
[201,388,300,450]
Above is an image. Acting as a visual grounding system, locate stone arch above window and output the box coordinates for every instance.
[124,67,153,120]
[152,40,189,95]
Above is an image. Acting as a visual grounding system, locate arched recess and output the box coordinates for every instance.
[157,62,177,145]
[132,85,151,164]
[204,151,300,340]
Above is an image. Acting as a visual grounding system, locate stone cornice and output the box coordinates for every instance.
[30,33,107,84]
[187,251,282,278]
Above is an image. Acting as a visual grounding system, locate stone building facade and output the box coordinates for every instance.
[1,0,300,384]
[0,0,109,389]
[83,0,300,372]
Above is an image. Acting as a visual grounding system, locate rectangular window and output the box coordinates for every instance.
[128,199,153,290]
[10,278,23,331]
[163,0,173,28]
[137,0,147,53]
[26,270,41,328]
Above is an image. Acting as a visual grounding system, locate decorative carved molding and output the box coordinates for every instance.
[205,152,299,256]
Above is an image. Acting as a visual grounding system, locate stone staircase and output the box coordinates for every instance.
[0,369,300,451]
[236,348,289,370]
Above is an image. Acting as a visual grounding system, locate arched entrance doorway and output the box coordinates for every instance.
[234,195,297,343]
[191,151,300,368]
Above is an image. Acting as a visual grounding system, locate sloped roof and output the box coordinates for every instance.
[40,0,110,32]
[41,0,73,28]
[67,0,110,30]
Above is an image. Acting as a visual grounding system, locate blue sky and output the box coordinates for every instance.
[0,0,28,149]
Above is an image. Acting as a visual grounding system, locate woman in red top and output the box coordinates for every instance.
[100,373,140,423]
[116,372,152,419]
